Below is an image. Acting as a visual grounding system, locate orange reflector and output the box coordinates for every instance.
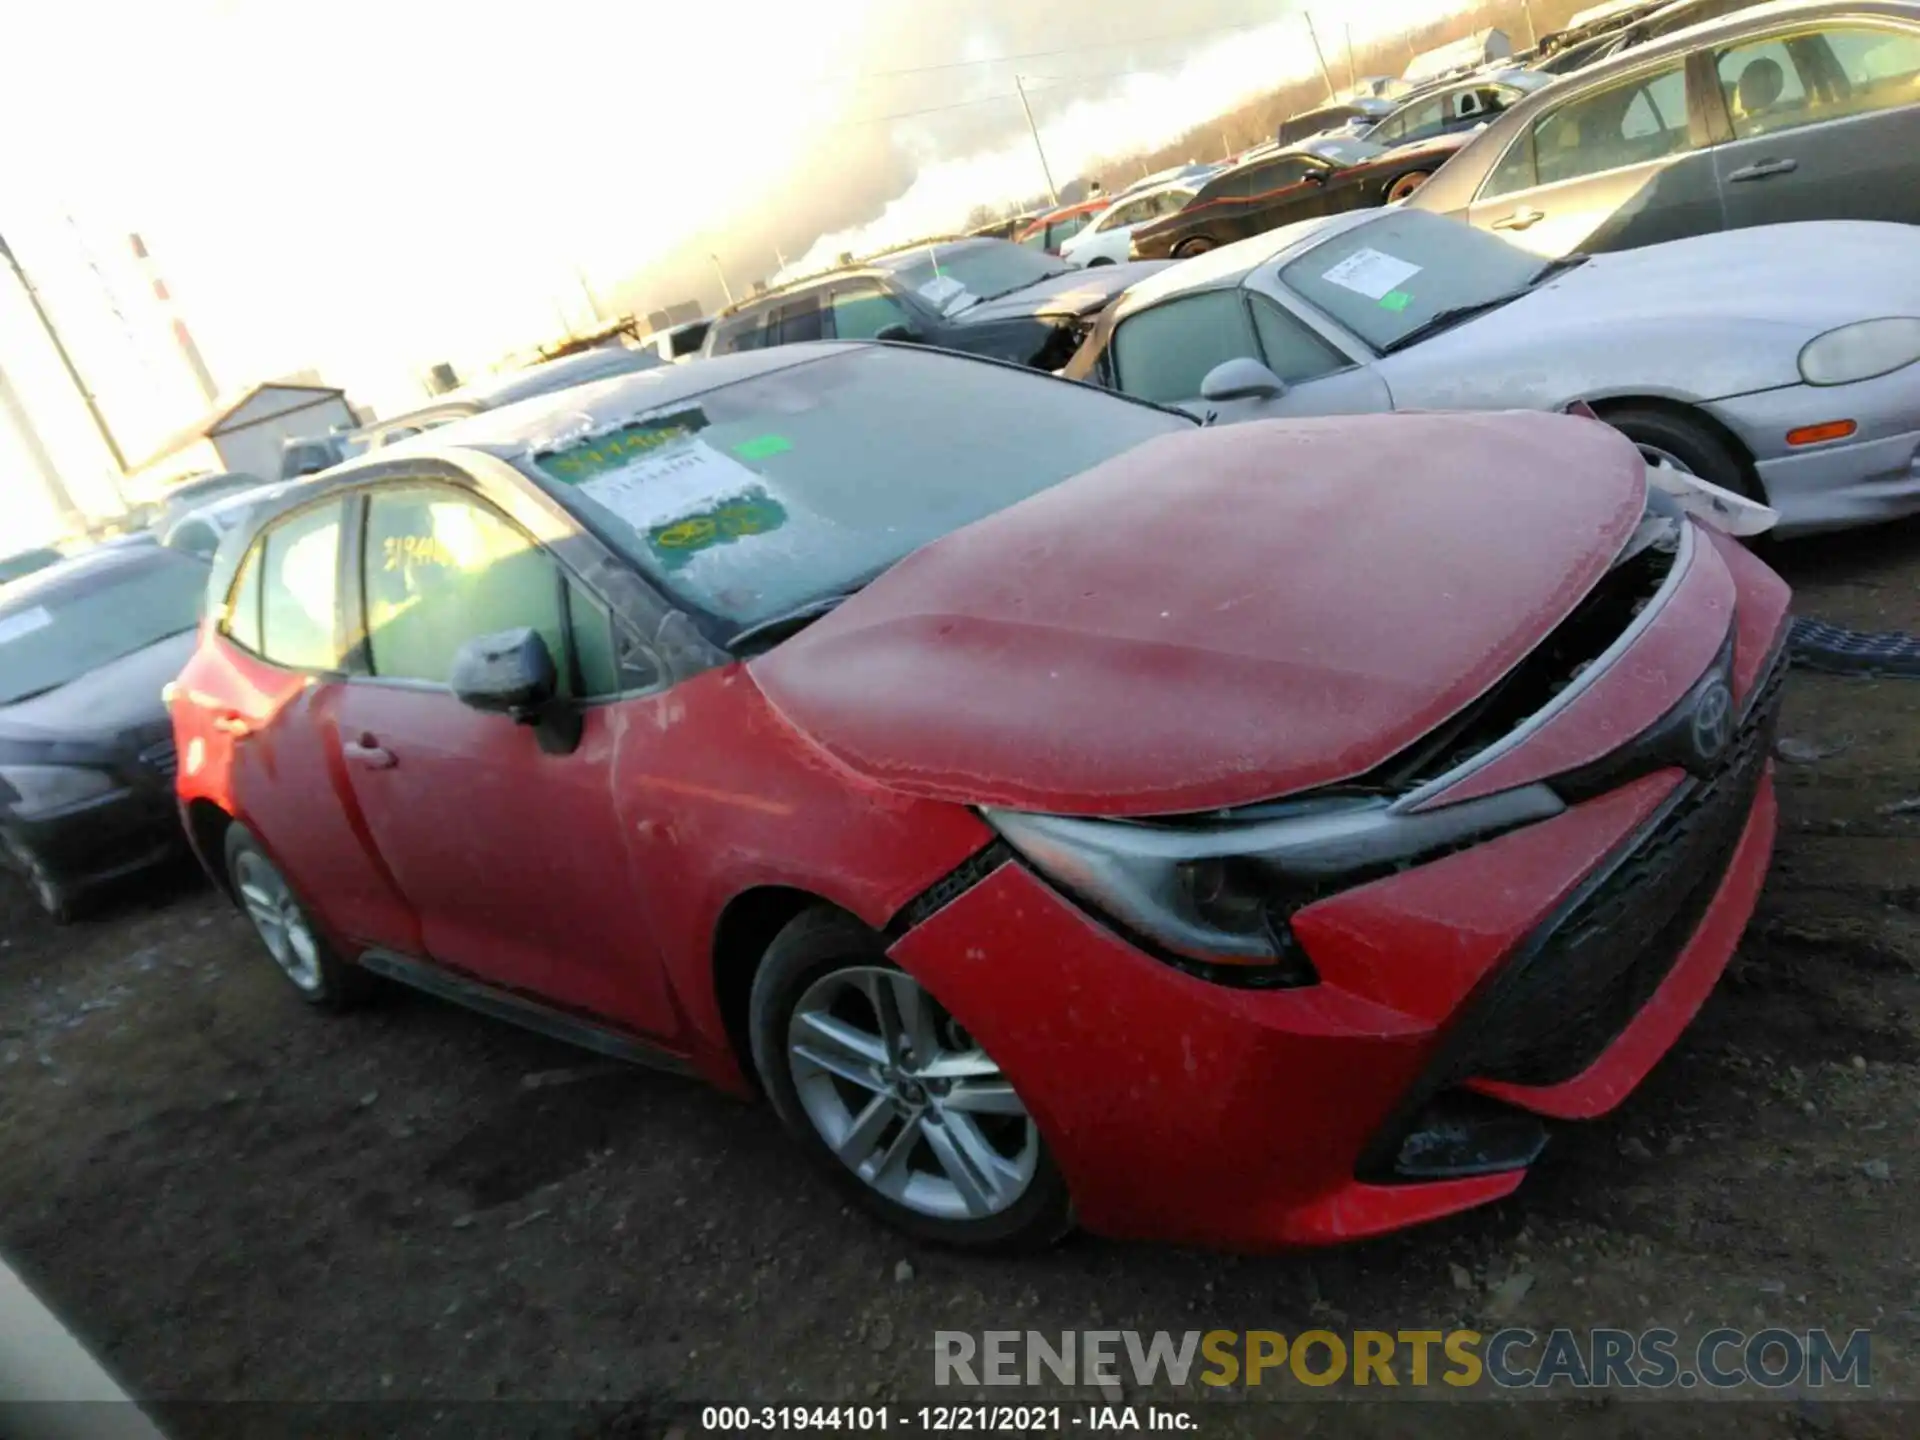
[1786,419,1857,446]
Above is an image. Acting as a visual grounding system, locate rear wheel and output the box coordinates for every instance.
[748,908,1072,1251]
[1600,405,1758,500]
[1172,237,1216,259]
[1386,170,1432,203]
[1086,256,1115,267]
[225,825,367,1009]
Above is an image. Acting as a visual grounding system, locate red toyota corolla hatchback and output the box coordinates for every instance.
[170,342,1789,1251]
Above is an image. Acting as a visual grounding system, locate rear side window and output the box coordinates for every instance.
[1526,62,1693,189]
[1718,25,1920,139]
[770,293,824,345]
[1111,290,1258,404]
[258,502,345,670]
[710,309,770,354]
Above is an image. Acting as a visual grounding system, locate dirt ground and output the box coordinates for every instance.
[4,522,1920,1440]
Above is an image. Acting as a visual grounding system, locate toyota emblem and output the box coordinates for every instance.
[1691,679,1734,763]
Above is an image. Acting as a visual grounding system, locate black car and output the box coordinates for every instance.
[1362,70,1553,148]
[1128,133,1473,260]
[1277,97,1397,145]
[701,238,1166,373]
[0,544,209,919]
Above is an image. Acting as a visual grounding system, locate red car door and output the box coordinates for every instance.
[326,479,678,1041]
[178,495,421,955]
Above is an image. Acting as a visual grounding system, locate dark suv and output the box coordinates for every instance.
[702,238,1164,372]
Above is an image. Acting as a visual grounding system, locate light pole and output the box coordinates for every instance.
[1013,76,1060,207]
[709,253,735,306]
[0,231,129,482]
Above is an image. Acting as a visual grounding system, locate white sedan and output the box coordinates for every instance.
[1060,180,1201,268]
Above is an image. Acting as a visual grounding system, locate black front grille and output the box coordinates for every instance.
[1449,649,1786,1088]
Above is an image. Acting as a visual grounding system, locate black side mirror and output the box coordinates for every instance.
[450,628,581,754]
[875,323,924,343]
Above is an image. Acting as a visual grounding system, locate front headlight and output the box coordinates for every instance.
[1797,317,1920,387]
[984,784,1563,977]
[0,765,120,818]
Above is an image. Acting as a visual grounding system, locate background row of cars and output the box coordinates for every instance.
[5,0,1918,930]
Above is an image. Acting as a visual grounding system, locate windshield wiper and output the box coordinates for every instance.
[726,591,862,655]
[1379,289,1531,354]
[1532,252,1590,284]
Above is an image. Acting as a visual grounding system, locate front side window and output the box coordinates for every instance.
[1526,61,1693,188]
[524,346,1189,638]
[1111,290,1257,404]
[1394,97,1450,143]
[829,285,915,340]
[1050,212,1096,246]
[1249,296,1347,383]
[770,294,824,345]
[362,487,564,688]
[259,501,345,671]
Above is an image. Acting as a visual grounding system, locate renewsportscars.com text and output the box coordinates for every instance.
[934,1327,1873,1391]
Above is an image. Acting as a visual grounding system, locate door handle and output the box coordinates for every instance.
[1727,158,1799,182]
[1491,206,1545,231]
[342,735,396,770]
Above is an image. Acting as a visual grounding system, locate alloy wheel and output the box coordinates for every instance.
[785,966,1038,1221]
[234,851,323,993]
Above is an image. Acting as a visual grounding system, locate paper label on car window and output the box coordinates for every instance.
[578,438,768,534]
[917,274,969,310]
[0,607,53,646]
[1320,247,1423,301]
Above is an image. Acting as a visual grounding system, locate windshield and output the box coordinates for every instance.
[0,548,208,705]
[524,346,1188,638]
[1278,210,1546,351]
[884,241,1069,311]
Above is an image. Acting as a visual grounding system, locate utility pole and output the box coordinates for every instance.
[0,358,85,533]
[709,253,735,306]
[0,231,129,480]
[1520,0,1539,50]
[573,266,605,324]
[1013,76,1060,207]
[1302,14,1338,101]
[1346,22,1358,89]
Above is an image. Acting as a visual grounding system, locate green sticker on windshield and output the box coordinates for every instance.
[535,407,710,485]
[1378,290,1413,312]
[645,486,789,571]
[734,434,792,461]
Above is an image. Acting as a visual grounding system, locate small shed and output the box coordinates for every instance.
[128,381,356,503]
[1403,28,1515,86]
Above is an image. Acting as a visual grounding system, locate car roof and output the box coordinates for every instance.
[1107,210,1380,316]
[325,345,866,472]
[1566,0,1909,74]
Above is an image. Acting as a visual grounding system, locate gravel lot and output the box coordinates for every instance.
[4,522,1920,1439]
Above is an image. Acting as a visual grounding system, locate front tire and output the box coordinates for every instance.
[225,825,367,1010]
[1601,405,1757,499]
[2,830,77,923]
[1172,237,1216,259]
[748,908,1072,1252]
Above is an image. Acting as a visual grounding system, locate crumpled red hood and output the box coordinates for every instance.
[750,411,1646,817]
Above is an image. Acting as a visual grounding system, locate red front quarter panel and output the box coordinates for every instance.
[602,665,995,1086]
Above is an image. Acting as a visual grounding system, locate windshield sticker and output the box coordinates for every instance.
[1321,247,1423,301]
[0,607,53,647]
[917,274,969,310]
[733,434,792,461]
[644,487,789,571]
[534,406,712,487]
[1378,289,1413,312]
[578,435,770,536]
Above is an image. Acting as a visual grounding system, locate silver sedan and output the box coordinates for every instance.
[1064,206,1920,535]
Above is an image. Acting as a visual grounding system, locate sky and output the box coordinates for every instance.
[0,0,1472,547]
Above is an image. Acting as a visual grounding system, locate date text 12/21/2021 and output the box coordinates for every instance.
[700,1405,1198,1431]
